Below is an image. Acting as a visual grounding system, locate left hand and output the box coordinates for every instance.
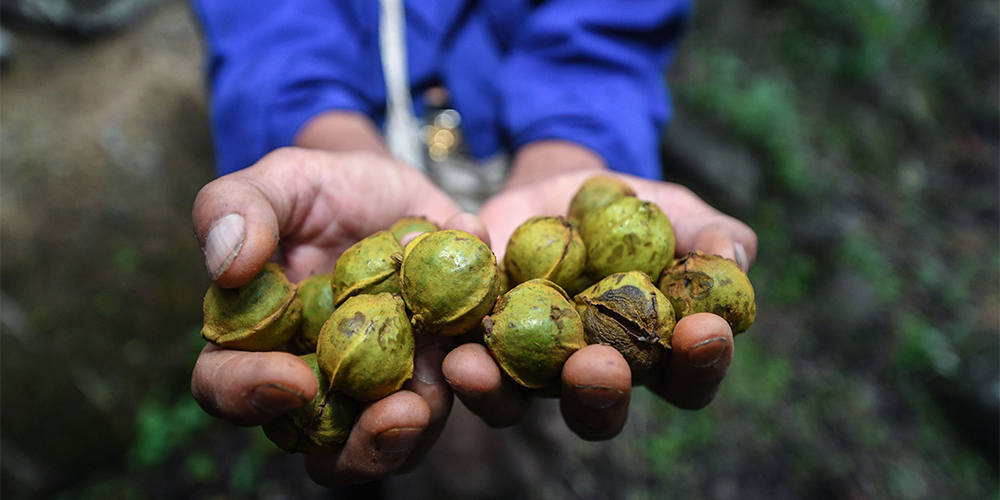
[442,141,758,440]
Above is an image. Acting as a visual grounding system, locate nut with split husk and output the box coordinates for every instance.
[483,279,586,389]
[574,271,675,383]
[568,175,636,229]
[659,251,756,334]
[389,216,439,242]
[400,229,502,336]
[580,196,675,281]
[316,293,414,402]
[292,272,335,352]
[504,215,586,291]
[261,353,359,454]
[201,261,302,351]
[329,230,402,307]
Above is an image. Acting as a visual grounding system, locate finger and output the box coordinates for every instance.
[441,212,491,248]
[627,177,757,271]
[559,344,632,441]
[193,148,463,287]
[686,220,757,273]
[304,390,430,486]
[190,344,318,426]
[441,343,533,427]
[397,339,454,473]
[650,313,734,409]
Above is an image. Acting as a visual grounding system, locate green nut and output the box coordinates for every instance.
[292,272,336,352]
[568,175,636,229]
[575,271,675,382]
[483,279,586,389]
[317,293,414,402]
[201,262,302,351]
[330,231,403,307]
[261,353,359,454]
[400,230,502,336]
[658,251,756,334]
[504,215,586,291]
[580,196,675,281]
[389,216,439,242]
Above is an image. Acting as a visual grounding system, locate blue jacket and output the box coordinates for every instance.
[191,0,691,179]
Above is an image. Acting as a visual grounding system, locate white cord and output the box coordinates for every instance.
[379,0,425,171]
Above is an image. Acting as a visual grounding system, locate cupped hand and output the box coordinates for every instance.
[190,147,489,485]
[444,166,757,440]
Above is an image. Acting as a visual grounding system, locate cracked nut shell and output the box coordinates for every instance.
[575,271,675,382]
[659,251,756,334]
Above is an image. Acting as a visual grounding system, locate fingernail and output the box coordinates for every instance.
[414,346,447,384]
[250,383,307,415]
[205,214,246,280]
[734,242,748,273]
[686,336,729,368]
[375,427,422,454]
[573,385,624,409]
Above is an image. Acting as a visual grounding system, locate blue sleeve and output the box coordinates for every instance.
[191,0,381,176]
[499,0,691,180]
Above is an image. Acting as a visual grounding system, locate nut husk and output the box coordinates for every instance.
[261,353,359,454]
[568,175,636,229]
[580,196,675,281]
[330,230,402,307]
[483,279,585,389]
[400,230,502,336]
[201,261,302,351]
[659,251,756,334]
[292,272,335,352]
[316,293,414,402]
[504,215,586,290]
[389,216,439,242]
[575,271,675,382]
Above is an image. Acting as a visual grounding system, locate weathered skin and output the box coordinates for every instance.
[261,353,359,454]
[329,230,403,307]
[293,272,335,352]
[201,261,302,351]
[568,175,637,229]
[316,293,414,402]
[483,279,586,389]
[580,196,676,281]
[575,271,675,383]
[388,216,439,242]
[504,215,586,291]
[659,251,756,334]
[400,229,502,336]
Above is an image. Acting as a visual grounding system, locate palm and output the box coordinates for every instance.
[479,170,757,265]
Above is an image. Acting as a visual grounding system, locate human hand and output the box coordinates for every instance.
[189,147,488,485]
[444,142,757,440]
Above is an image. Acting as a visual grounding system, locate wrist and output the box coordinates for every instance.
[505,140,608,189]
[293,110,392,157]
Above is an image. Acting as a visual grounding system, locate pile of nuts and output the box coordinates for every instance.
[200,175,756,454]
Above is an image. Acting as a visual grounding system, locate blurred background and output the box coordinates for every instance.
[1,0,997,498]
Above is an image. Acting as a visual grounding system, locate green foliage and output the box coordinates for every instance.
[128,394,213,468]
[675,47,812,194]
[894,312,960,377]
[836,231,901,303]
[744,200,819,305]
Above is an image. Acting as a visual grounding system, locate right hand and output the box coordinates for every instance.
[189,147,487,486]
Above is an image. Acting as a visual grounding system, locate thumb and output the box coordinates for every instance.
[193,157,285,289]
